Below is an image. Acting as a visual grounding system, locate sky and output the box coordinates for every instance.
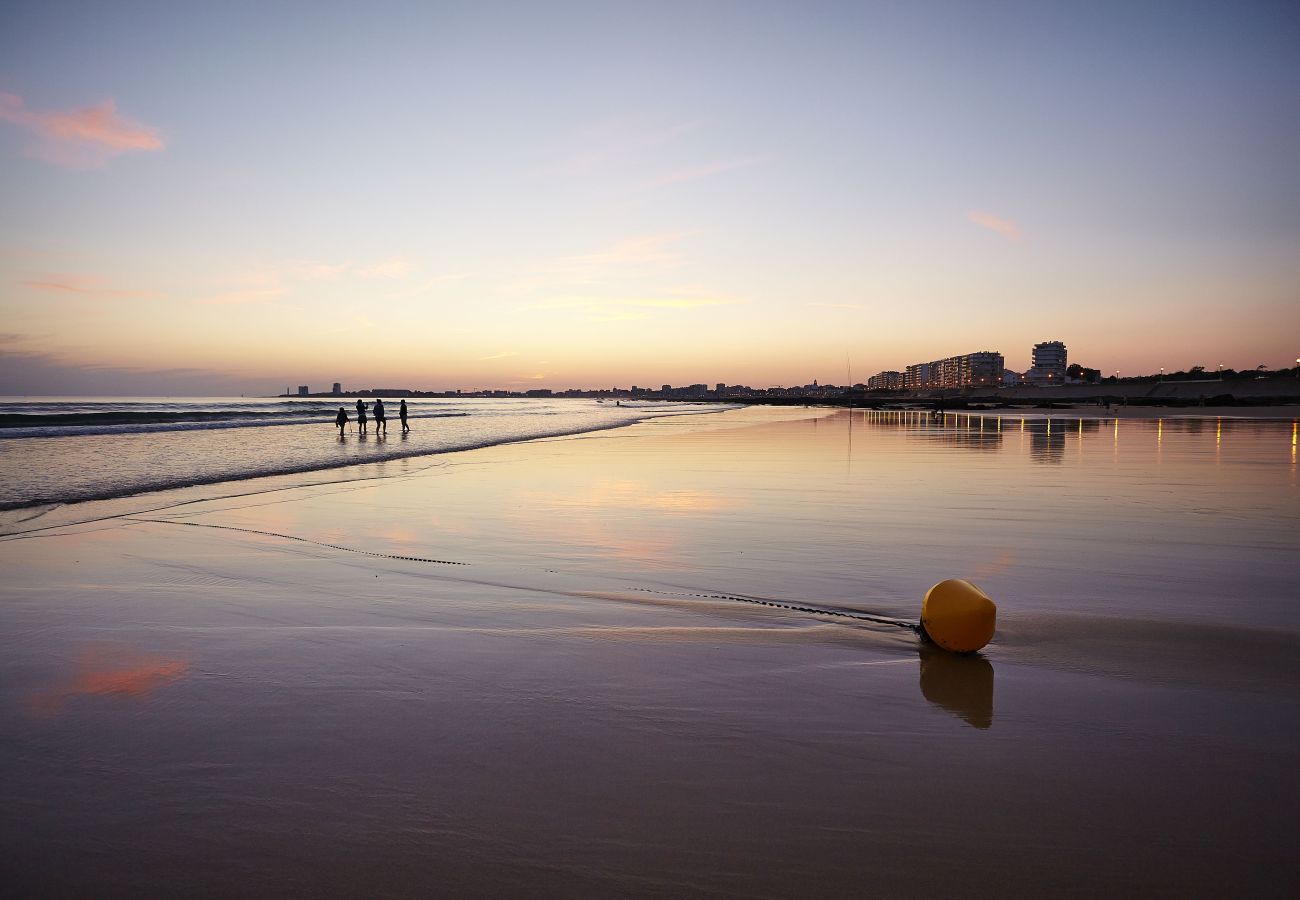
[1,0,1298,395]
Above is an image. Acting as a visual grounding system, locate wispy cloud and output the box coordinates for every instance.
[547,233,688,277]
[200,266,287,305]
[421,271,475,285]
[279,257,411,281]
[280,260,349,281]
[524,293,742,321]
[588,310,650,323]
[381,270,475,301]
[199,256,414,305]
[21,274,158,300]
[311,313,377,334]
[0,331,48,344]
[354,257,410,279]
[480,351,519,360]
[547,116,698,176]
[0,92,163,167]
[506,233,690,295]
[202,287,288,306]
[967,210,1022,241]
[806,302,868,310]
[639,155,765,190]
[620,297,737,309]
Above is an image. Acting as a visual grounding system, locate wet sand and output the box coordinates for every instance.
[1104,404,1299,419]
[1,407,1297,897]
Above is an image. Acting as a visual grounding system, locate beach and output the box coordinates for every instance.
[2,406,1297,897]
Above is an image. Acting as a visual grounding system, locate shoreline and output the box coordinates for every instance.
[0,400,744,516]
[5,401,1294,522]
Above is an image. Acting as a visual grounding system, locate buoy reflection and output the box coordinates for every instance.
[918,645,994,730]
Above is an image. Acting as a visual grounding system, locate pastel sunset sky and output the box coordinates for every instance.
[2,1,1298,395]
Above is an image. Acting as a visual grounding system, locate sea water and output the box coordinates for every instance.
[0,396,726,510]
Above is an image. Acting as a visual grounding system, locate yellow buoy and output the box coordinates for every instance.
[920,579,996,653]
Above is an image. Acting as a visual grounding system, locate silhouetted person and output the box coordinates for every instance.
[356,399,368,434]
[335,406,348,436]
[399,399,409,433]
[374,398,387,435]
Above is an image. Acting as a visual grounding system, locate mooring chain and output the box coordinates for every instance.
[123,519,988,647]
[625,587,919,631]
[127,518,469,566]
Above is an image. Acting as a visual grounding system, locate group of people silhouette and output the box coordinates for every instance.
[335,398,409,436]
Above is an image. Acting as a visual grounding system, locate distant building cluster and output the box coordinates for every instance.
[289,380,858,401]
[293,339,1078,400]
[867,371,904,390]
[900,350,1005,389]
[865,340,1070,391]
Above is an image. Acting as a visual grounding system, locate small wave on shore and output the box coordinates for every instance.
[0,396,731,510]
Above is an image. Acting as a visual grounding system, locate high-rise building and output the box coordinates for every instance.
[868,371,904,390]
[902,351,1004,389]
[297,385,309,396]
[332,382,342,395]
[1027,340,1067,384]
[959,351,1005,387]
[904,362,933,389]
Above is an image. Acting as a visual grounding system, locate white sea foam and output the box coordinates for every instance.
[0,396,730,509]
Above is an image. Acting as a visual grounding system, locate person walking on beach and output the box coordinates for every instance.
[374,398,387,435]
[335,406,349,436]
[356,399,368,434]
[399,399,409,433]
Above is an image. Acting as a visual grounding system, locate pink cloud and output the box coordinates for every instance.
[967,210,1022,241]
[21,274,157,299]
[0,92,163,167]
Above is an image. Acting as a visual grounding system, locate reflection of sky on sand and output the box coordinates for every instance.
[530,479,730,514]
[509,479,734,565]
[203,406,1298,629]
[970,551,1017,580]
[32,643,188,714]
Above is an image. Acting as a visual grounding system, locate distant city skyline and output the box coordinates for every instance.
[2,1,1298,396]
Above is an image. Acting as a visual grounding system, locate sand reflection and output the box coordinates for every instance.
[32,643,189,714]
[918,646,994,729]
[510,479,733,564]
[537,479,731,514]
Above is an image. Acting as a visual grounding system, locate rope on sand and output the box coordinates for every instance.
[127,520,995,652]
[627,581,998,653]
[625,587,919,631]
[127,518,469,566]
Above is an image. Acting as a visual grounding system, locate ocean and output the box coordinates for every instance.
[0,396,727,510]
